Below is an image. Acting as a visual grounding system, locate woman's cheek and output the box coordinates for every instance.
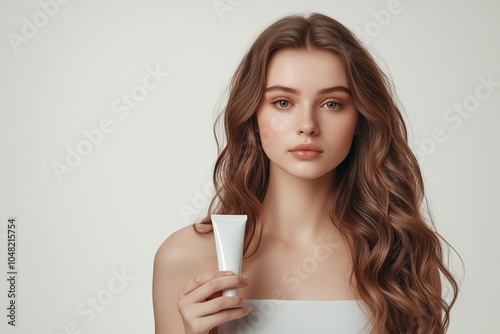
[257,110,289,146]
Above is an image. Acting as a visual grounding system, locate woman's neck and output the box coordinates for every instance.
[261,165,336,245]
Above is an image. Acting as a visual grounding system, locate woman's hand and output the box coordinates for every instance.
[177,270,252,334]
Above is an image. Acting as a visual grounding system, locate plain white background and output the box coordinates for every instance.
[1,0,499,333]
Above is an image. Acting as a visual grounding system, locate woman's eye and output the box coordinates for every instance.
[322,101,342,110]
[273,99,292,109]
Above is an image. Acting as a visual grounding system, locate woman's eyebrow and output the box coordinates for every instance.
[264,85,352,95]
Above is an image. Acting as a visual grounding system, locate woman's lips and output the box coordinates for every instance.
[289,143,323,159]
[289,150,321,159]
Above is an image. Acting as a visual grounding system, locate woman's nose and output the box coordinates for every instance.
[297,105,320,136]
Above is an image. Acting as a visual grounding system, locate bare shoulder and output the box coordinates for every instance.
[154,223,217,272]
[152,223,217,334]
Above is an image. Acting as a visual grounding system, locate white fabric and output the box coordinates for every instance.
[218,299,371,334]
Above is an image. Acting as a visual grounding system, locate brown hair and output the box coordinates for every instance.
[194,12,459,333]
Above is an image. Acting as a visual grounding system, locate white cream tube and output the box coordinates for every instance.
[211,214,247,297]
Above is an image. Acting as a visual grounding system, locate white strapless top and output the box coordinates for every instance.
[218,299,371,334]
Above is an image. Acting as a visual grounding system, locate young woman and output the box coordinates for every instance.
[153,12,459,334]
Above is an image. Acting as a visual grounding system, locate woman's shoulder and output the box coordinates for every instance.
[152,224,218,332]
[154,223,217,272]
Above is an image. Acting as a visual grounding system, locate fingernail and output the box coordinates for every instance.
[242,277,249,284]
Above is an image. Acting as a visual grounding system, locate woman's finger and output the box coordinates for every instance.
[189,295,245,318]
[182,275,249,304]
[182,270,234,295]
[189,302,253,334]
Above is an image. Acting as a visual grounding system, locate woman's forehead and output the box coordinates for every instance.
[265,48,349,91]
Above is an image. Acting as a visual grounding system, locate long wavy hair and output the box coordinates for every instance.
[193,12,459,333]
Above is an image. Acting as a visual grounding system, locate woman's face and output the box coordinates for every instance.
[256,48,358,180]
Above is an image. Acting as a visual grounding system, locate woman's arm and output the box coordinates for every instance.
[152,227,192,333]
[152,225,251,334]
